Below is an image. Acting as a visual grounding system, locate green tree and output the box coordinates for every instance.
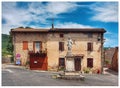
[6,35,13,54]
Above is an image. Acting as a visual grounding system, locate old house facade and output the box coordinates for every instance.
[11,27,106,73]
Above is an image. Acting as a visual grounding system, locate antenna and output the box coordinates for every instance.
[52,18,54,30]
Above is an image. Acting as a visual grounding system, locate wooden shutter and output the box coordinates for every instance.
[87,58,93,68]
[61,42,64,51]
[90,43,93,51]
[87,43,93,51]
[59,42,62,51]
[33,41,35,52]
[59,42,64,51]
[59,58,65,67]
[23,41,28,50]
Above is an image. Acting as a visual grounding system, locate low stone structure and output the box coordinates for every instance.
[2,56,11,63]
[58,37,85,80]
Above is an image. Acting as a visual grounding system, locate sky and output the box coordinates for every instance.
[2,1,118,47]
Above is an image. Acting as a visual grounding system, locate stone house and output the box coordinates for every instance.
[11,27,106,73]
[104,47,116,67]
[110,47,118,72]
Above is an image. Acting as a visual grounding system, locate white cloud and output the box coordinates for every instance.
[28,2,78,15]
[90,2,118,22]
[2,2,33,34]
[46,2,78,14]
[2,2,118,35]
[27,2,79,22]
[55,22,93,28]
[2,2,79,34]
[30,22,94,30]
[28,3,46,15]
[2,2,33,26]
[104,32,118,47]
[104,38,118,47]
[105,31,113,35]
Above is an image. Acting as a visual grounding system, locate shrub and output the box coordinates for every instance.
[83,67,91,73]
[26,61,30,66]
[58,66,65,71]
[105,59,110,64]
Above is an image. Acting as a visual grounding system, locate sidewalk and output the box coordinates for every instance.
[2,63,26,69]
[2,63,118,76]
[103,67,118,75]
[2,63,60,74]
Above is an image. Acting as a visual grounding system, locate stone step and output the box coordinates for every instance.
[59,75,85,80]
[65,72,80,76]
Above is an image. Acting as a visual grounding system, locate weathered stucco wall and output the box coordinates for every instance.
[46,33,102,71]
[13,32,102,72]
[13,33,47,65]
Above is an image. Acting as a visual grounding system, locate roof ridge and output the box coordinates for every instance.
[11,27,106,33]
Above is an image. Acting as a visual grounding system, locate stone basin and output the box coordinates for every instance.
[57,71,85,80]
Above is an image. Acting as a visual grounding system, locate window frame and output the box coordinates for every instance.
[59,42,64,51]
[33,41,42,52]
[87,58,93,68]
[59,58,65,67]
[87,42,93,51]
[60,34,64,38]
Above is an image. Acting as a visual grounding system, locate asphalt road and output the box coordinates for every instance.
[2,64,118,86]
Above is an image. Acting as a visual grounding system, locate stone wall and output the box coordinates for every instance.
[13,33,47,65]
[2,57,11,63]
[13,32,103,72]
[46,33,102,71]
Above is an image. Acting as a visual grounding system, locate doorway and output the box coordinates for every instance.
[74,58,81,71]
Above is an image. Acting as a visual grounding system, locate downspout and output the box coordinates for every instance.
[101,33,104,74]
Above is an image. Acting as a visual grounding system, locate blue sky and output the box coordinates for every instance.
[2,2,118,47]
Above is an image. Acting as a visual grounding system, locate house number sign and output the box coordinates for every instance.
[34,61,37,64]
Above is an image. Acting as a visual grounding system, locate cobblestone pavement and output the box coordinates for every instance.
[2,64,118,86]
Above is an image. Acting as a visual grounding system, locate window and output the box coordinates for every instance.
[60,34,64,38]
[59,58,65,67]
[87,42,93,51]
[88,33,93,38]
[59,42,64,51]
[23,41,28,50]
[87,58,93,68]
[33,41,42,52]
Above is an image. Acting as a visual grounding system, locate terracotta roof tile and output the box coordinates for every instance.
[11,27,106,33]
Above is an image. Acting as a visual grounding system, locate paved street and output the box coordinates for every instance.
[2,64,118,86]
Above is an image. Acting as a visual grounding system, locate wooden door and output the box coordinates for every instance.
[29,53,48,70]
[74,58,81,71]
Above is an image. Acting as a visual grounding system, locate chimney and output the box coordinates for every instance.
[52,23,54,30]
[52,18,54,30]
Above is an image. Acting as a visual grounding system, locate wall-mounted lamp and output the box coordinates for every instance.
[97,36,101,41]
[97,34,101,41]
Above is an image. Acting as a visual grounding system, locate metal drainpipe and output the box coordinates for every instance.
[101,33,104,74]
